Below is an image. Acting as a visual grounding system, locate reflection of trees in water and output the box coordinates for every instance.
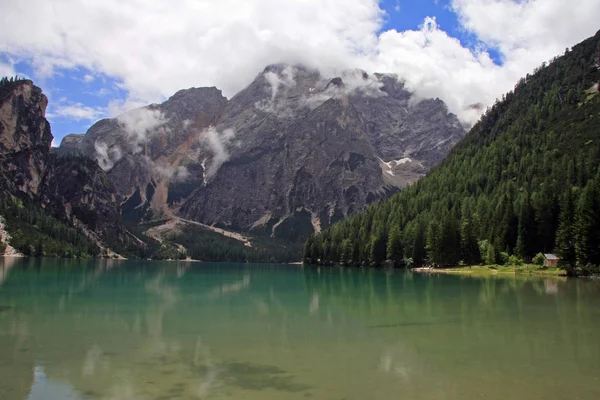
[301,267,595,320]
[301,267,600,399]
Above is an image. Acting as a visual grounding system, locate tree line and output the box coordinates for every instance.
[0,196,100,258]
[148,224,302,263]
[305,31,600,276]
[0,76,26,86]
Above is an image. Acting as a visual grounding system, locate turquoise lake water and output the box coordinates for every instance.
[1,257,599,399]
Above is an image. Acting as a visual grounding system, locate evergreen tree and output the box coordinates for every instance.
[574,180,600,268]
[386,225,403,265]
[555,189,576,271]
[369,233,387,266]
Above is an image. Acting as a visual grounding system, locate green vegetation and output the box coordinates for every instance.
[305,31,600,276]
[0,76,26,86]
[416,265,565,278]
[145,223,302,262]
[0,197,100,257]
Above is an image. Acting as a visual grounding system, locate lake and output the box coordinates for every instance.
[1,257,599,400]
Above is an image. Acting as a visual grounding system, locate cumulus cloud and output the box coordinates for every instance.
[0,61,15,78]
[200,127,235,180]
[82,74,95,83]
[0,0,598,125]
[50,101,105,121]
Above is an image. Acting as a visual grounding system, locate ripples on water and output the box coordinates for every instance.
[0,257,599,400]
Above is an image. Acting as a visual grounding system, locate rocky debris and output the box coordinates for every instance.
[0,215,22,256]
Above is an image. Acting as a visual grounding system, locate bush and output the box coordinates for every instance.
[532,253,545,266]
[508,255,524,266]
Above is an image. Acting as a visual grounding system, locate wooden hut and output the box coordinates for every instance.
[543,254,559,267]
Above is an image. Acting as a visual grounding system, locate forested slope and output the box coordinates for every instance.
[305,30,600,275]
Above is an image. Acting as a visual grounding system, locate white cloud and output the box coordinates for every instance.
[142,156,190,181]
[265,65,296,101]
[0,61,15,78]
[82,74,95,83]
[0,0,598,125]
[51,102,105,121]
[117,107,169,154]
[94,140,122,171]
[200,127,235,180]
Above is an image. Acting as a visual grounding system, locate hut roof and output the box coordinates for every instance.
[544,254,559,260]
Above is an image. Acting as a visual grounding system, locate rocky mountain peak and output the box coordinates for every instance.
[326,77,344,89]
[168,86,223,101]
[59,63,466,241]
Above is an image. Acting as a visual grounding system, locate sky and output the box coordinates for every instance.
[0,0,598,146]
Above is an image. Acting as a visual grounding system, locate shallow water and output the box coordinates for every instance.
[1,257,599,400]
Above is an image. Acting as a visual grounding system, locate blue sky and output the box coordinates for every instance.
[380,0,502,63]
[1,0,597,145]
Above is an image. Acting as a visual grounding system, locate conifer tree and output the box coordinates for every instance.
[386,225,403,265]
[555,189,576,271]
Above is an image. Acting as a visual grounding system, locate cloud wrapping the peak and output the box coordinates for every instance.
[117,108,169,154]
[95,141,122,171]
[0,0,598,126]
[201,127,235,180]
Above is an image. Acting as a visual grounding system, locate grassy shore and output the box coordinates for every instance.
[413,264,566,277]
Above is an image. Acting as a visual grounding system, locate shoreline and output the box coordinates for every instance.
[412,265,567,277]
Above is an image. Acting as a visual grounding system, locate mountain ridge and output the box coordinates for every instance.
[60,63,465,242]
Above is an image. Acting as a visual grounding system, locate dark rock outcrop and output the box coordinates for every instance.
[41,155,133,247]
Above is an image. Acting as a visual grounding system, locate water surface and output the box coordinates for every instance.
[1,257,599,399]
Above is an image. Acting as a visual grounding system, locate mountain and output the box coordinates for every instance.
[305,31,600,275]
[60,65,465,242]
[0,78,138,257]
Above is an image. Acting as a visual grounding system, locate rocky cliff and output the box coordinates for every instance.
[0,80,52,198]
[0,79,135,254]
[61,64,466,241]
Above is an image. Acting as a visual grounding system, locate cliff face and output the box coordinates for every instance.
[61,87,228,222]
[0,80,52,198]
[60,64,466,241]
[0,80,133,253]
[41,155,132,247]
[180,97,393,237]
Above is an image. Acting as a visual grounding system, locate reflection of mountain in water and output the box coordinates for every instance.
[0,259,317,399]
